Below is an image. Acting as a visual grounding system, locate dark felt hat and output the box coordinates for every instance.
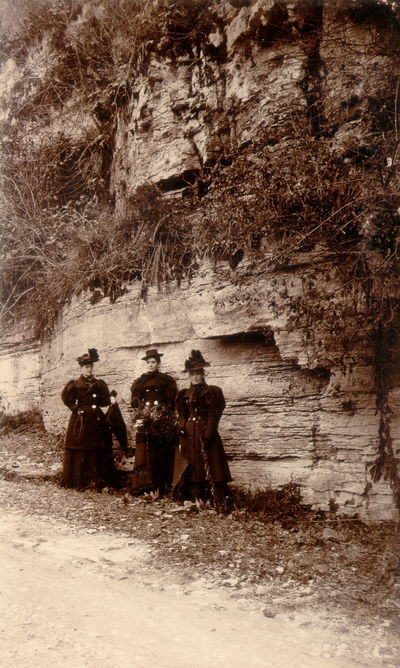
[77,348,99,366]
[142,348,163,362]
[184,349,211,372]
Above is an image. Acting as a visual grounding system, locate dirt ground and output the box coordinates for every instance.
[0,418,399,666]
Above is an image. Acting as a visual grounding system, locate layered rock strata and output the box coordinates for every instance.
[32,262,395,521]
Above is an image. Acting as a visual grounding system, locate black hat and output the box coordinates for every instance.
[110,390,117,397]
[77,348,99,366]
[184,349,211,372]
[142,348,163,362]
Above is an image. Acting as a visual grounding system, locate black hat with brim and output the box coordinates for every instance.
[142,348,163,361]
[184,349,211,372]
[77,348,99,366]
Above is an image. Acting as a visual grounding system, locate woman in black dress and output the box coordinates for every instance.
[61,348,116,491]
[173,350,232,508]
[130,348,177,496]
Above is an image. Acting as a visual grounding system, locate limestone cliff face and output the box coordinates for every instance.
[29,262,393,521]
[110,1,393,205]
[1,0,399,520]
[111,0,310,203]
[0,322,41,415]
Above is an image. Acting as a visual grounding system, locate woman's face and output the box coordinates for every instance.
[146,357,159,372]
[81,363,93,377]
[189,369,204,385]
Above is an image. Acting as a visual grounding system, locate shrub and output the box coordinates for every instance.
[229,482,309,527]
[0,409,46,435]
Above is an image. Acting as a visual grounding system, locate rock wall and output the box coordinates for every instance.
[0,322,41,414]
[111,2,310,205]
[0,262,396,521]
[110,1,393,207]
[31,261,395,521]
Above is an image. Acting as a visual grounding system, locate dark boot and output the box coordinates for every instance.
[191,483,206,502]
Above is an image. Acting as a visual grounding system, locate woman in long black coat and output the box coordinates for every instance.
[129,348,177,496]
[61,348,116,491]
[173,350,232,507]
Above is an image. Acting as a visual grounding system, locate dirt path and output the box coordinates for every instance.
[0,506,396,668]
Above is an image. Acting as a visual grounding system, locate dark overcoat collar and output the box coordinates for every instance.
[189,381,209,396]
[75,375,96,387]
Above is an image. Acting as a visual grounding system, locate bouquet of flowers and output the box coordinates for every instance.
[134,402,177,438]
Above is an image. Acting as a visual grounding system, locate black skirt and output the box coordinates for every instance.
[129,433,175,495]
[61,447,117,491]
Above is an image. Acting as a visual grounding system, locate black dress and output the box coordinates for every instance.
[173,381,232,500]
[61,375,116,490]
[129,370,177,495]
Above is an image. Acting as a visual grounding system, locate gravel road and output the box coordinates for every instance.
[0,506,395,668]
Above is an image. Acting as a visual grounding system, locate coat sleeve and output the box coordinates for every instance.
[61,380,78,412]
[130,375,144,408]
[163,374,177,409]
[204,386,226,441]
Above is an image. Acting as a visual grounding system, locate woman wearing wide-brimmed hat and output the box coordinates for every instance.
[173,350,232,508]
[129,348,177,496]
[61,348,116,491]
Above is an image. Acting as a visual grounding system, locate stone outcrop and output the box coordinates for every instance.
[110,0,394,209]
[111,3,309,205]
[27,261,394,521]
[0,322,41,415]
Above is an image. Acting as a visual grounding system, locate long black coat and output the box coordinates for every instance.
[130,370,177,493]
[62,375,112,450]
[173,382,232,489]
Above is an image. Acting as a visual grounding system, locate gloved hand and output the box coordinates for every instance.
[203,438,212,451]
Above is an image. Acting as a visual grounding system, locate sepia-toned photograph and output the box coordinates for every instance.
[0,1,399,666]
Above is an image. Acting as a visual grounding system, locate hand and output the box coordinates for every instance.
[203,438,212,451]
[135,419,144,427]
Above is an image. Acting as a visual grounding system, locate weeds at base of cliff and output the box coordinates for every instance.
[0,409,47,436]
[0,410,64,467]
[229,482,310,527]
